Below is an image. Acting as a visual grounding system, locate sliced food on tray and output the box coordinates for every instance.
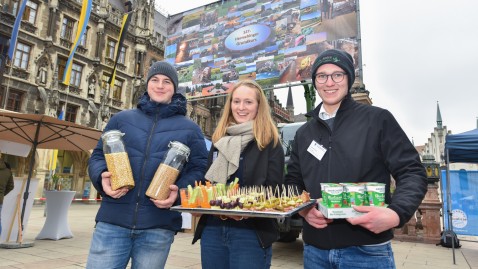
[179,178,311,213]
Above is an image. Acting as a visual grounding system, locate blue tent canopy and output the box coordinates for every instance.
[443,128,478,258]
[445,128,478,163]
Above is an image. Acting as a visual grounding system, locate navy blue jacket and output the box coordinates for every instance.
[88,93,208,231]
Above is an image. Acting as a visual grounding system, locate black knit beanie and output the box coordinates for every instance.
[146,61,179,92]
[311,49,355,90]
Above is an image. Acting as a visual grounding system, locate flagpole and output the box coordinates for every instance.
[4,0,28,110]
[2,61,13,110]
[60,0,91,118]
[64,84,70,119]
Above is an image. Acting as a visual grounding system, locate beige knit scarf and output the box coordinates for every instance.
[205,121,254,184]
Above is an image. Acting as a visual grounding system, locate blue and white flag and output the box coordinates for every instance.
[62,0,92,85]
[7,0,28,61]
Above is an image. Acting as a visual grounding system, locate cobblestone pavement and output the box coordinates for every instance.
[0,203,476,269]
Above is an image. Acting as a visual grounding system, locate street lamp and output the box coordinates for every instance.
[422,154,440,185]
[418,153,443,245]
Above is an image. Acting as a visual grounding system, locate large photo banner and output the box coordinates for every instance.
[166,0,358,99]
[441,170,478,236]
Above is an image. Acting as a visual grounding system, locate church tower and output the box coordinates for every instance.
[423,101,448,165]
[436,101,443,129]
[286,86,294,119]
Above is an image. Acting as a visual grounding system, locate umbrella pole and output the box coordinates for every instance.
[19,122,41,229]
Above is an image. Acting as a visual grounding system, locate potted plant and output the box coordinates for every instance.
[49,174,63,191]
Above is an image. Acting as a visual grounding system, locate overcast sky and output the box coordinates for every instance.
[157,0,478,146]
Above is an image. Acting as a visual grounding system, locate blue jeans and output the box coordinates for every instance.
[86,222,175,269]
[304,242,396,269]
[200,217,272,269]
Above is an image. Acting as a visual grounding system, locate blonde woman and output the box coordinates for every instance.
[192,80,284,269]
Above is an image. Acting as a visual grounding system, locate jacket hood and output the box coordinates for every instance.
[137,92,187,117]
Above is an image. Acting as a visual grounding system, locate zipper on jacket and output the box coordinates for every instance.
[327,135,332,183]
[319,116,336,248]
[316,117,333,183]
[132,112,159,229]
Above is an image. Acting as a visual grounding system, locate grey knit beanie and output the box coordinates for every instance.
[311,49,355,90]
[147,61,179,92]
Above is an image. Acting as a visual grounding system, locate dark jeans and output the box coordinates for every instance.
[86,222,175,269]
[200,217,272,269]
[304,242,396,269]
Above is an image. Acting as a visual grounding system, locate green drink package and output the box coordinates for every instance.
[320,183,344,208]
[343,183,365,207]
[365,183,386,206]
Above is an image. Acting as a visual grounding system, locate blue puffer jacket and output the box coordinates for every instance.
[88,92,208,231]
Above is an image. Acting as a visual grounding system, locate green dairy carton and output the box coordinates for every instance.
[342,183,365,207]
[358,182,370,205]
[318,201,366,218]
[320,183,344,208]
[318,182,387,218]
[365,183,386,206]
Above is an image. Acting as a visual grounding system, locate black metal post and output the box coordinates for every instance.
[20,121,41,227]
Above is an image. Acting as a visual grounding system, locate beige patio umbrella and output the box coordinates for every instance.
[0,110,101,233]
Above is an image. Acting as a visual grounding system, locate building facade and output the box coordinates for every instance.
[0,0,163,200]
[422,102,478,171]
[0,0,294,200]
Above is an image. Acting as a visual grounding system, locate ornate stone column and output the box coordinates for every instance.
[394,154,442,244]
[419,154,442,243]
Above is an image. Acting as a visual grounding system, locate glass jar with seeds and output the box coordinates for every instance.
[146,141,190,200]
[102,130,135,190]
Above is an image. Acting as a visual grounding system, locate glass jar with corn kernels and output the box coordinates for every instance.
[146,141,190,200]
[102,130,135,190]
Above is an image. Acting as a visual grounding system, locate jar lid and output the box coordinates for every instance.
[169,141,190,157]
[101,130,124,140]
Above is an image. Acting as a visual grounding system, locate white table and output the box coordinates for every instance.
[36,191,76,240]
[0,177,39,244]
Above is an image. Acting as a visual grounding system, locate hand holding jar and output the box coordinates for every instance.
[102,130,135,191]
[146,141,190,200]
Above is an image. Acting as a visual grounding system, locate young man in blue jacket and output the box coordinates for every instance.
[87,61,208,269]
[285,49,427,269]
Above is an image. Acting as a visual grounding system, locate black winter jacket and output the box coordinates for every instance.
[285,96,427,249]
[0,161,14,204]
[192,139,284,248]
[88,93,208,231]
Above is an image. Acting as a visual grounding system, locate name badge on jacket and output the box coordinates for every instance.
[307,140,326,161]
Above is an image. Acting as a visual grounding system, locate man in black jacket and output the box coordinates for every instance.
[285,49,427,269]
[1,155,14,235]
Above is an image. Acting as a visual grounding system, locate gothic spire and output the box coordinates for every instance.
[286,86,293,109]
[436,101,442,129]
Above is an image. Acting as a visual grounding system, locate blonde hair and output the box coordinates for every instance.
[212,80,279,150]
